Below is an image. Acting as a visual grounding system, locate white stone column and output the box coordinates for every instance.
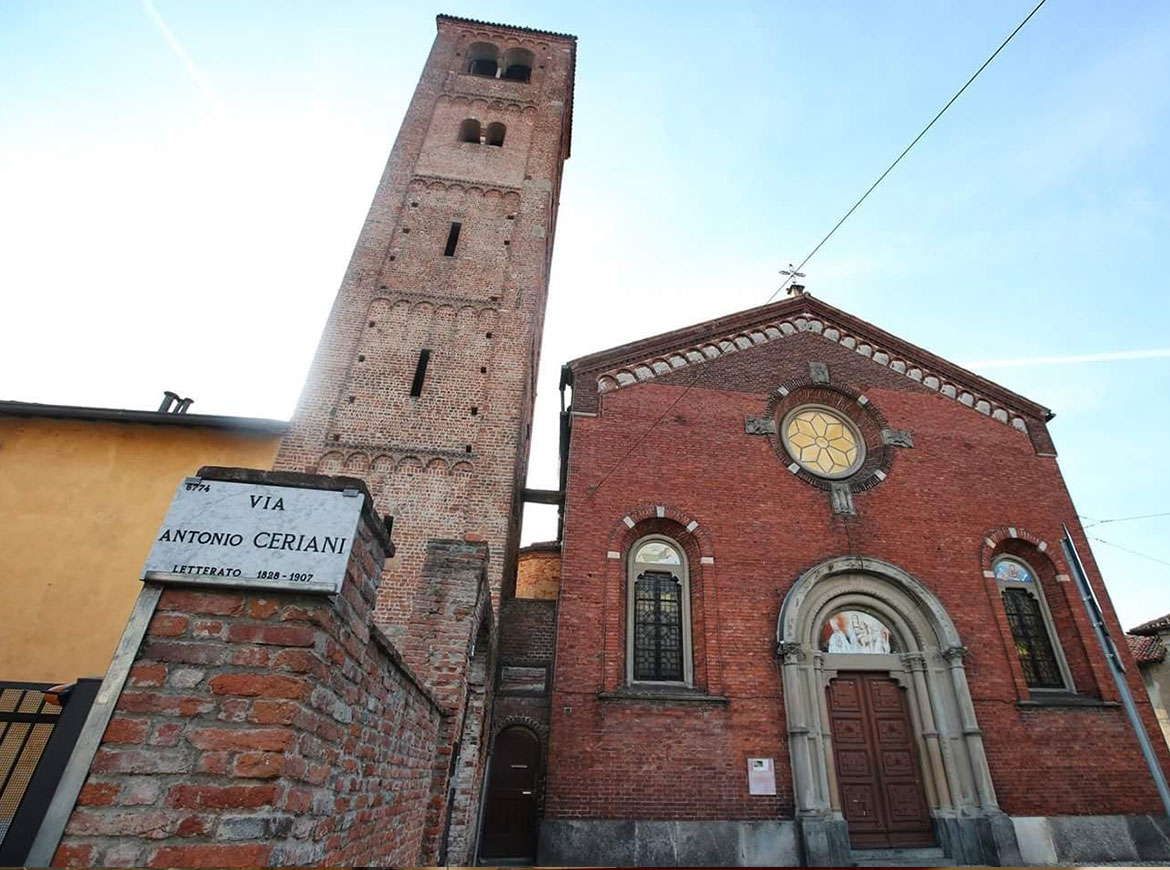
[943,645,998,811]
[902,652,952,811]
[813,653,841,811]
[779,641,828,814]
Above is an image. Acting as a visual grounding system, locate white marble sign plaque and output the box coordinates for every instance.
[142,477,364,593]
[748,757,777,796]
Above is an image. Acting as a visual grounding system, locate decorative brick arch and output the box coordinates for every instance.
[604,503,715,561]
[592,307,1037,435]
[492,714,548,739]
[979,525,1059,573]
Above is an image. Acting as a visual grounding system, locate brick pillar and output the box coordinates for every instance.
[51,470,448,869]
[403,540,494,865]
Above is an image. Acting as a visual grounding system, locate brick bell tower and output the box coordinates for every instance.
[275,15,576,638]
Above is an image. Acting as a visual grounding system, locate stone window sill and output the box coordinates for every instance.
[597,686,729,705]
[1017,692,1119,709]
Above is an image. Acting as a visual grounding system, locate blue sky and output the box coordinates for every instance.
[3,1,1169,627]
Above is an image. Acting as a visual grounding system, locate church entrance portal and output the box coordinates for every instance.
[827,672,934,848]
[478,726,540,861]
[777,556,1016,865]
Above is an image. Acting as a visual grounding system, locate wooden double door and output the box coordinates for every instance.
[827,672,934,848]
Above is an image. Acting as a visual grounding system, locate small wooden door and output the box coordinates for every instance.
[827,673,934,848]
[478,726,540,860]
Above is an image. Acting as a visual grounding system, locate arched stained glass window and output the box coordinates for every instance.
[633,540,681,565]
[627,536,691,684]
[994,559,1034,584]
[994,556,1070,690]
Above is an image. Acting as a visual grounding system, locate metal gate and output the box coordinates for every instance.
[0,680,99,865]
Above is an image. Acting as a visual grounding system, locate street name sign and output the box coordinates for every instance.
[142,477,364,594]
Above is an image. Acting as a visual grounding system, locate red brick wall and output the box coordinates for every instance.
[273,17,576,645]
[547,330,1170,821]
[53,505,446,868]
[498,598,556,665]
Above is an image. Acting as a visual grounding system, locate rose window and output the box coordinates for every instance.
[782,406,864,478]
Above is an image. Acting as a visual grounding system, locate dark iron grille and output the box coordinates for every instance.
[633,571,682,681]
[1002,588,1064,688]
[0,686,61,846]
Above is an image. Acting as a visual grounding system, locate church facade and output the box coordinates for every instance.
[534,294,1170,865]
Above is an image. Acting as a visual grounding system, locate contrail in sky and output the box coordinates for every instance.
[141,0,220,109]
[966,348,1170,369]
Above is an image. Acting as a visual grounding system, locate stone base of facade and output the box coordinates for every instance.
[1012,814,1170,865]
[933,812,1020,866]
[537,820,800,866]
[538,814,1170,866]
[793,815,849,866]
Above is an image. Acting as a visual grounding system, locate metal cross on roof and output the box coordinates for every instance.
[779,264,807,296]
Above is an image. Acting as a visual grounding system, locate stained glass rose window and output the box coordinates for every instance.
[783,406,864,478]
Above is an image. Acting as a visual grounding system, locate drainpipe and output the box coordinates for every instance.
[1061,524,1170,816]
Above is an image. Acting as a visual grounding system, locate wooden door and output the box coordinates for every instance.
[827,673,934,848]
[478,726,540,860]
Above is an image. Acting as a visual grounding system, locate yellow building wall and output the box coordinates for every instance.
[0,417,281,683]
[515,548,560,600]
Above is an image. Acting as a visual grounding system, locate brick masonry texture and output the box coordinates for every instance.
[492,595,557,820]
[547,321,1170,823]
[402,540,495,866]
[51,485,484,868]
[272,17,576,647]
[516,544,561,599]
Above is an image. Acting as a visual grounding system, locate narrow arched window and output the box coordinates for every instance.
[501,48,533,82]
[485,122,506,147]
[467,42,499,78]
[458,118,481,144]
[627,536,691,684]
[994,556,1072,690]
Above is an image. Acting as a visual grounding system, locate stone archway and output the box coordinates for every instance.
[777,556,1019,866]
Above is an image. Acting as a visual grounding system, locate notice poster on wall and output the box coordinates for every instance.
[748,757,777,796]
[142,477,364,594]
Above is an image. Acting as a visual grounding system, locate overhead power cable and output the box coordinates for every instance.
[1089,536,1170,571]
[763,0,1049,305]
[588,0,1049,494]
[1081,511,1170,530]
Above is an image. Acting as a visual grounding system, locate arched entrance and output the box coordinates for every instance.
[478,725,541,861]
[777,557,1018,865]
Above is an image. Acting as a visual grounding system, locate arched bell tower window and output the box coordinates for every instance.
[457,118,482,144]
[466,42,499,78]
[501,48,534,82]
[627,536,692,685]
[994,556,1073,691]
[485,122,506,147]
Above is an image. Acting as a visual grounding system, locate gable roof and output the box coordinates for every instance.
[566,293,1052,432]
[1130,613,1170,637]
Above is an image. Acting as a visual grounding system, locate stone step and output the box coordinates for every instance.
[851,846,954,866]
